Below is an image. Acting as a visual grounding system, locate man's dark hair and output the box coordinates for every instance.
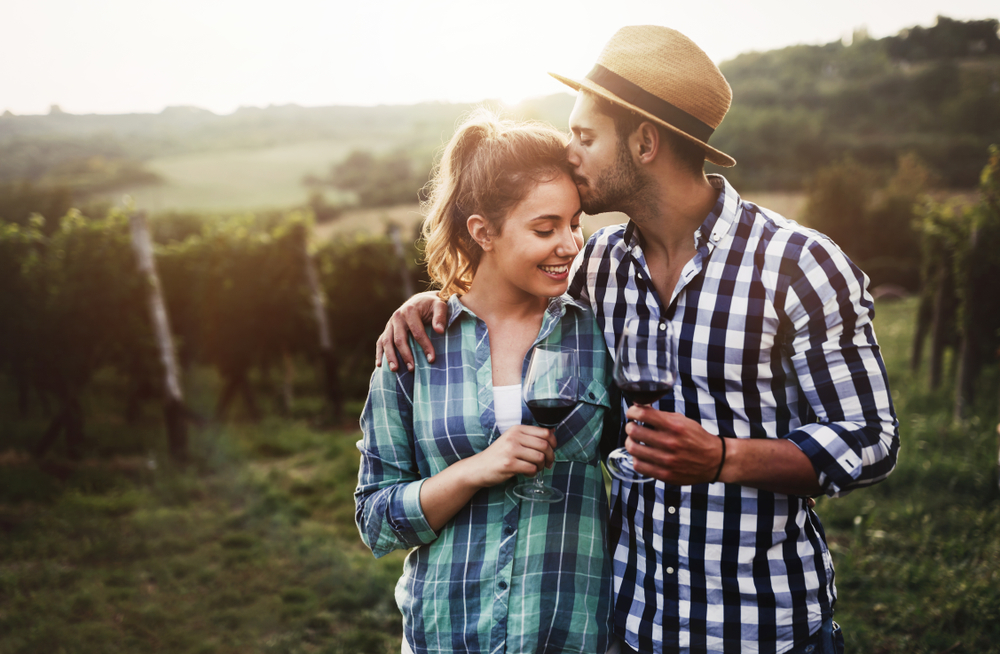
[584,90,706,176]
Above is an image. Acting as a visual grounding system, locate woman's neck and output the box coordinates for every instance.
[461,267,549,387]
[461,268,549,326]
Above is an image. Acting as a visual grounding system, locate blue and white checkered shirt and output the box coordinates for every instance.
[568,175,899,654]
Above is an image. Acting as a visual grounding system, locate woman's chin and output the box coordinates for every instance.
[538,281,569,298]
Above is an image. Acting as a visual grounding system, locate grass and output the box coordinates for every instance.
[0,402,406,654]
[1,297,998,652]
[814,297,1000,653]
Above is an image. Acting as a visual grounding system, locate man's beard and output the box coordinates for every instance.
[575,138,652,217]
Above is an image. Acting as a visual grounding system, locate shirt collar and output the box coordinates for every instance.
[697,174,741,251]
[446,294,474,328]
[620,174,742,253]
[445,293,587,329]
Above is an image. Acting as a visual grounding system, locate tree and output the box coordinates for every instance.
[326,149,430,208]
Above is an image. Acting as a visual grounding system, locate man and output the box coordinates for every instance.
[377,26,898,654]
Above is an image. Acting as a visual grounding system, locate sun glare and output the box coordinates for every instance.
[1,0,998,114]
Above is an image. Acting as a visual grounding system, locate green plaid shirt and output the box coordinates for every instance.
[356,294,613,654]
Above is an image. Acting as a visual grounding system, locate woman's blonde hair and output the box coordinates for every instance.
[421,108,572,299]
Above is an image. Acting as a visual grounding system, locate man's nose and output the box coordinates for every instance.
[565,141,581,167]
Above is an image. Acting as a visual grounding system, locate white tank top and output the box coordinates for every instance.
[492,384,522,433]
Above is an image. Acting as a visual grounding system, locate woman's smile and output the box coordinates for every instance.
[539,263,571,279]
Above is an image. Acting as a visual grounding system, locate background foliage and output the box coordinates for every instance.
[1,14,999,653]
[710,16,1000,190]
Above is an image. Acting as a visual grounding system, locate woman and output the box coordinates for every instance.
[355,109,613,654]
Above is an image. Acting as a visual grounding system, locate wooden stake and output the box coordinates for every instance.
[129,211,188,461]
[298,224,342,423]
[388,223,415,299]
[928,261,951,391]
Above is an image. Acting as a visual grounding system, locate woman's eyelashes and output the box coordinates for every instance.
[533,220,581,238]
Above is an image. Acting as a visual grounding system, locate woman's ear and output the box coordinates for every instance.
[467,214,493,251]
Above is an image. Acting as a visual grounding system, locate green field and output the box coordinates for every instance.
[89,128,810,233]
[99,138,392,214]
[1,297,998,653]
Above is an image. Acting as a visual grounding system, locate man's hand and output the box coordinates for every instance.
[375,291,448,372]
[624,406,722,486]
[624,405,824,497]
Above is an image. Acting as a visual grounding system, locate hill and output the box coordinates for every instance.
[0,96,575,214]
[0,16,997,214]
[711,16,1000,189]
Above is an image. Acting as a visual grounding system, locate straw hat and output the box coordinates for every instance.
[550,25,736,167]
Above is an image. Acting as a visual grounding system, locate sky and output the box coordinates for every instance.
[1,0,997,116]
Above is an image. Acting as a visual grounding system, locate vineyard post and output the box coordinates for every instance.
[388,222,415,299]
[909,294,932,373]
[281,348,295,416]
[953,332,975,422]
[996,421,1000,492]
[954,226,980,422]
[299,225,342,424]
[928,260,952,391]
[129,211,189,461]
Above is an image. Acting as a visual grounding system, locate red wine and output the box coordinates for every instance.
[617,381,672,406]
[526,398,577,427]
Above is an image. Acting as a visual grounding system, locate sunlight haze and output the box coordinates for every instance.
[2,0,998,115]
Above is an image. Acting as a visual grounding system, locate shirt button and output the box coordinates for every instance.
[666,567,675,575]
[505,526,514,535]
[658,323,666,331]
[498,581,507,590]
[668,506,676,514]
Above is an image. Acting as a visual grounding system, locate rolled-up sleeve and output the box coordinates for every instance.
[355,360,438,558]
[780,236,900,497]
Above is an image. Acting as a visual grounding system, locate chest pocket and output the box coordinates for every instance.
[553,378,611,463]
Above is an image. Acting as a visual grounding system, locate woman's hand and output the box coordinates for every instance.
[419,425,557,531]
[468,426,557,488]
[375,291,449,372]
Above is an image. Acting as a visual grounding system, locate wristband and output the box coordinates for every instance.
[710,434,726,484]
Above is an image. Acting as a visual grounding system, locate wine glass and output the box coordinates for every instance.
[513,345,579,503]
[606,317,677,483]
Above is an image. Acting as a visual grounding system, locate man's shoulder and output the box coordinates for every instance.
[741,200,805,237]
[740,200,844,256]
[737,201,865,297]
[580,222,630,267]
[586,221,629,248]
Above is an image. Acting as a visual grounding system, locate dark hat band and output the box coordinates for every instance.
[586,64,715,143]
